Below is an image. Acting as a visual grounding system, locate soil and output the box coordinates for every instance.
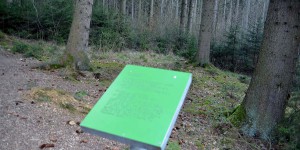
[0,48,126,150]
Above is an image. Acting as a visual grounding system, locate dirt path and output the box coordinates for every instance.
[0,48,125,150]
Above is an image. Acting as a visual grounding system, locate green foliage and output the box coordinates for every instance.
[74,91,88,101]
[0,0,73,42]
[228,105,246,127]
[173,33,197,62]
[0,30,4,39]
[90,5,130,50]
[276,62,300,149]
[59,102,76,112]
[212,23,263,74]
[11,40,58,60]
[128,29,153,51]
[12,41,43,59]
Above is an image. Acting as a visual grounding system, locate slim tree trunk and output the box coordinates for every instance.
[212,0,219,39]
[193,0,198,23]
[222,0,227,33]
[187,0,195,34]
[131,0,134,20]
[243,0,251,32]
[138,0,142,22]
[120,0,126,15]
[234,0,239,26]
[239,0,300,140]
[180,0,187,34]
[175,0,179,20]
[160,0,165,19]
[227,0,233,30]
[196,0,215,65]
[63,0,94,71]
[149,0,154,29]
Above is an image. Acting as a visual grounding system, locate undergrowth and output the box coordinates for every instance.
[2,34,299,149]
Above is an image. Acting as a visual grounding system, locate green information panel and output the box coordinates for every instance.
[80,65,192,150]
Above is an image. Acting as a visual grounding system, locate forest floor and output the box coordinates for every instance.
[0,35,275,150]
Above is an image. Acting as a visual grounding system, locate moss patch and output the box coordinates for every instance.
[228,105,246,127]
[91,61,124,81]
[166,140,181,150]
[25,87,92,113]
[74,91,88,101]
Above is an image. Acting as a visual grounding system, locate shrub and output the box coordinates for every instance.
[11,41,29,54]
[11,41,54,60]
[211,23,263,74]
[1,0,73,42]
[90,5,131,51]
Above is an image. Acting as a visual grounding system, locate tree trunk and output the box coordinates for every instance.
[187,0,195,34]
[193,0,198,23]
[240,0,300,140]
[120,0,126,15]
[149,0,154,29]
[138,0,142,22]
[227,0,233,30]
[223,0,226,31]
[175,0,179,20]
[180,0,187,34]
[160,0,165,19]
[131,0,134,20]
[243,0,251,32]
[196,0,215,65]
[234,0,239,26]
[212,0,219,40]
[63,0,94,71]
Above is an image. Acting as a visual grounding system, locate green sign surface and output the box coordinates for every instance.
[80,65,192,150]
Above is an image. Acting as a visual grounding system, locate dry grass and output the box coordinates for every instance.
[25,87,92,114]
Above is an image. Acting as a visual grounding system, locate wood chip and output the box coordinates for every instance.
[39,143,54,149]
[80,139,88,143]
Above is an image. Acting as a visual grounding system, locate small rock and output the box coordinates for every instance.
[76,129,84,134]
[67,120,76,126]
[15,101,23,105]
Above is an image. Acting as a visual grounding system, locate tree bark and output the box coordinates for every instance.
[175,0,179,20]
[131,0,134,20]
[120,0,127,15]
[149,0,154,29]
[242,0,251,32]
[240,0,300,140]
[160,0,165,19]
[138,0,142,22]
[196,0,215,65]
[227,0,233,30]
[187,0,195,34]
[234,0,239,26]
[180,0,187,34]
[212,0,219,39]
[63,0,94,71]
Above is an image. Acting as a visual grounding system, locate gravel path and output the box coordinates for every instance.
[0,48,125,150]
